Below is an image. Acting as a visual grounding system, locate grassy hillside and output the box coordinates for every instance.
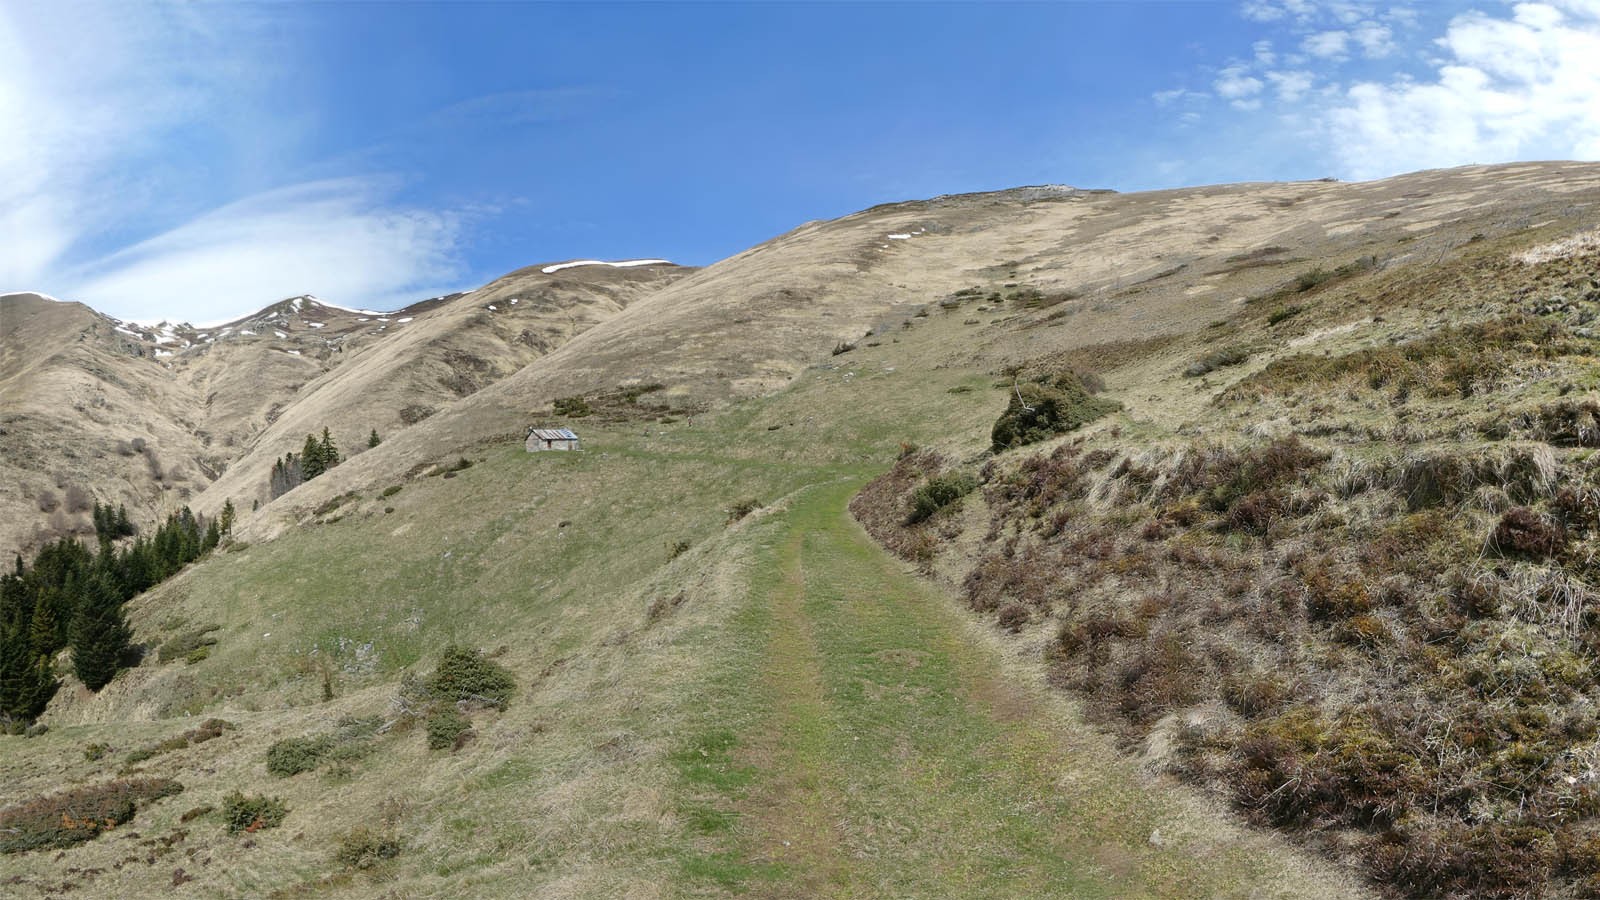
[7,165,1600,897]
[0,338,1363,897]
[0,264,687,561]
[855,220,1600,895]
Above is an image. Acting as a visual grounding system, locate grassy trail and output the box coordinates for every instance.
[673,478,1365,899]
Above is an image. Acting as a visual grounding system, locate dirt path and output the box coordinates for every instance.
[673,478,1370,899]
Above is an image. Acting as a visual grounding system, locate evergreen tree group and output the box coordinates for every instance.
[269,428,342,499]
[91,501,135,542]
[0,503,231,727]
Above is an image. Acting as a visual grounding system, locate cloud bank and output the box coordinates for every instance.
[1166,1,1600,181]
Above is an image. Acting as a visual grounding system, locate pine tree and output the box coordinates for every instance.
[69,572,131,692]
[0,632,57,723]
[28,596,58,657]
[302,434,326,480]
[320,427,339,470]
[203,519,221,552]
[114,503,133,537]
[92,500,110,541]
[219,499,237,534]
[368,428,381,448]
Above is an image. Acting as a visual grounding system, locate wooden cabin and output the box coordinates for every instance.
[525,427,580,452]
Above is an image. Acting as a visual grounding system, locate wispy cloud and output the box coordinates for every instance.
[0,3,467,321]
[65,179,464,324]
[1157,1,1600,180]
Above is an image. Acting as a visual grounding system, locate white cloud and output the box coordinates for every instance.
[1267,70,1318,102]
[1253,39,1278,65]
[0,3,466,321]
[1242,0,1320,23]
[1303,29,1351,58]
[1214,64,1266,99]
[64,178,464,323]
[1328,2,1600,179]
[1351,20,1396,56]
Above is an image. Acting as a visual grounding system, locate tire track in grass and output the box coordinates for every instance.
[674,478,1366,898]
[737,525,855,897]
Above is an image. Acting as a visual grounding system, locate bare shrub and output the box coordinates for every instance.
[1491,507,1566,559]
[63,484,92,513]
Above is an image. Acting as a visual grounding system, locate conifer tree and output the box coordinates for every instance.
[368,428,381,448]
[28,596,58,657]
[219,499,236,534]
[69,571,131,692]
[0,633,57,723]
[92,500,110,541]
[203,519,221,552]
[302,433,326,480]
[320,427,339,469]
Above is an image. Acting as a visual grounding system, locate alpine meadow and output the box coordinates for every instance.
[7,4,1600,897]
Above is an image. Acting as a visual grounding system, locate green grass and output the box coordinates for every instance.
[0,358,1355,898]
[663,479,1353,898]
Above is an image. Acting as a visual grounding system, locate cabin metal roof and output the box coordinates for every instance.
[528,428,579,441]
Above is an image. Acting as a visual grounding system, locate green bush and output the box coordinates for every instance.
[265,736,334,777]
[0,778,182,853]
[123,719,233,767]
[1184,346,1251,377]
[426,707,471,750]
[83,742,110,762]
[380,484,402,498]
[157,625,220,663]
[1267,305,1305,325]
[906,472,978,524]
[221,791,287,834]
[990,374,1120,452]
[553,396,592,417]
[427,646,514,707]
[334,826,402,869]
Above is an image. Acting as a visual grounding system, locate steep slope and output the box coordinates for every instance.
[239,162,1600,534]
[0,263,689,558]
[194,261,687,514]
[0,292,223,553]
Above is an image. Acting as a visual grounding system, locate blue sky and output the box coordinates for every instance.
[2,1,1598,323]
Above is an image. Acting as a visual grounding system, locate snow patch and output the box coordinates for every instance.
[307,296,388,316]
[508,298,519,304]
[285,349,301,355]
[1,290,65,304]
[240,330,256,336]
[307,322,325,328]
[486,305,497,311]
[887,234,911,240]
[274,330,288,338]
[540,258,671,274]
[396,317,413,323]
